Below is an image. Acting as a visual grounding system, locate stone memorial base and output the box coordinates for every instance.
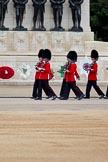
[0,31,108,85]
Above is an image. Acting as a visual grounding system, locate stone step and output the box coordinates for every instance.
[0,79,108,86]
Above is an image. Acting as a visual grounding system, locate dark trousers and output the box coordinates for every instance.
[106,86,108,97]
[32,79,39,98]
[37,79,56,98]
[60,79,66,97]
[86,80,104,98]
[32,79,55,98]
[63,81,84,99]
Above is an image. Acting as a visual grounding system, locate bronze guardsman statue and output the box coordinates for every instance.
[32,0,47,31]
[69,0,84,32]
[50,0,65,31]
[13,0,28,30]
[0,0,9,30]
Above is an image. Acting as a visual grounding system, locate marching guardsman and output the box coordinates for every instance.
[31,49,44,99]
[59,62,80,99]
[104,67,108,99]
[84,49,105,99]
[35,49,57,100]
[60,50,84,100]
[105,86,108,99]
[32,49,53,99]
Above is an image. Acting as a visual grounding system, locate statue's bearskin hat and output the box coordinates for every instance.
[91,50,99,60]
[43,49,51,60]
[67,51,77,62]
[38,49,44,58]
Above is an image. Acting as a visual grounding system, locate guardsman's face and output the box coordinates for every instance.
[91,58,96,62]
[67,58,71,63]
[39,57,43,61]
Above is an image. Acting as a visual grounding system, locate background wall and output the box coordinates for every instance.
[0,0,108,85]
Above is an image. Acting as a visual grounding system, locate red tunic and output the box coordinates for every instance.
[88,62,97,80]
[39,62,51,80]
[66,63,78,82]
[35,61,43,79]
[64,69,79,80]
[64,71,67,80]
[75,70,80,79]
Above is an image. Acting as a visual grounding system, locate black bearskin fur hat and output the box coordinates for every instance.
[67,51,77,62]
[38,49,44,58]
[43,49,51,60]
[91,49,99,60]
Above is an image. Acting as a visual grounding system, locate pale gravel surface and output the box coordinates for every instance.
[0,85,108,162]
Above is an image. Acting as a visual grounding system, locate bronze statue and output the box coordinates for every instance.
[0,0,9,30]
[32,0,47,31]
[50,0,65,31]
[13,0,28,30]
[69,0,84,32]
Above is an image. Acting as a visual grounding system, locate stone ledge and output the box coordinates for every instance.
[0,80,108,86]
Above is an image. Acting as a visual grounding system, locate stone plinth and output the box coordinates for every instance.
[0,31,108,84]
[0,0,108,86]
[0,31,94,55]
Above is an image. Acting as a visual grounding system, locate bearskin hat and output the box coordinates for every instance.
[91,50,99,60]
[67,51,77,62]
[38,49,44,58]
[43,49,51,60]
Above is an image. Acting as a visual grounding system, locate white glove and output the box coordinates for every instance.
[38,68,42,71]
[38,68,44,71]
